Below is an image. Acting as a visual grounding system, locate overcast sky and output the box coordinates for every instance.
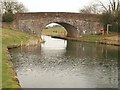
[18,0,109,13]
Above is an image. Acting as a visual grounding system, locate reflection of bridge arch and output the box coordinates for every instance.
[13,12,101,38]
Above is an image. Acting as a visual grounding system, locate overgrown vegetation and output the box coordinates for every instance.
[99,0,120,32]
[79,0,120,33]
[1,0,27,22]
[2,28,39,88]
[2,13,14,22]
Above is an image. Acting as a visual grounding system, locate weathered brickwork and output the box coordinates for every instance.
[12,12,101,37]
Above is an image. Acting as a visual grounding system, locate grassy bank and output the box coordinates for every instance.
[2,28,40,88]
[43,27,119,46]
[42,26,67,36]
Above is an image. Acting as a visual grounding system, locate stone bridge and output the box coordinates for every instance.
[13,12,101,38]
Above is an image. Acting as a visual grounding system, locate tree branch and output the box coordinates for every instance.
[109,0,114,11]
[99,1,108,12]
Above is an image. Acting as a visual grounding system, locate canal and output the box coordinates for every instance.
[9,36,119,88]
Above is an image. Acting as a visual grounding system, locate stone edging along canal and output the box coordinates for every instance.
[5,39,43,88]
[51,36,120,46]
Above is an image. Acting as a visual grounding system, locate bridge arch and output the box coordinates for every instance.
[42,22,80,37]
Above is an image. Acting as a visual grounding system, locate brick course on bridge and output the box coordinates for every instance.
[11,12,101,38]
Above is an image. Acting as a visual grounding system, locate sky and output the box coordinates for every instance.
[18,0,108,13]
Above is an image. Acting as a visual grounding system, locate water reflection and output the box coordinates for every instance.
[9,36,118,88]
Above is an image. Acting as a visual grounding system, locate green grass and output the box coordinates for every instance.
[42,26,119,45]
[78,32,118,42]
[2,28,39,88]
[79,35,103,41]
[42,26,67,36]
[42,26,119,44]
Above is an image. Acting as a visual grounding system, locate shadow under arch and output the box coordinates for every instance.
[43,22,80,37]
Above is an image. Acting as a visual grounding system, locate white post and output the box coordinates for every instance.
[107,24,109,35]
[107,24,112,35]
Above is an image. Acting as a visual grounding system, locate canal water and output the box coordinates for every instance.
[9,36,119,88]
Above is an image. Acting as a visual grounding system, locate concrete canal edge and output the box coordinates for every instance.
[5,39,43,88]
[51,36,120,46]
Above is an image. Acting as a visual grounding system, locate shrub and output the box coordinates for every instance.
[2,13,14,22]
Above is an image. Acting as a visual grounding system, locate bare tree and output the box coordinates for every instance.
[79,0,120,32]
[98,0,120,14]
[1,0,27,22]
[1,0,27,14]
[79,3,102,14]
[79,6,93,14]
[98,0,120,32]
